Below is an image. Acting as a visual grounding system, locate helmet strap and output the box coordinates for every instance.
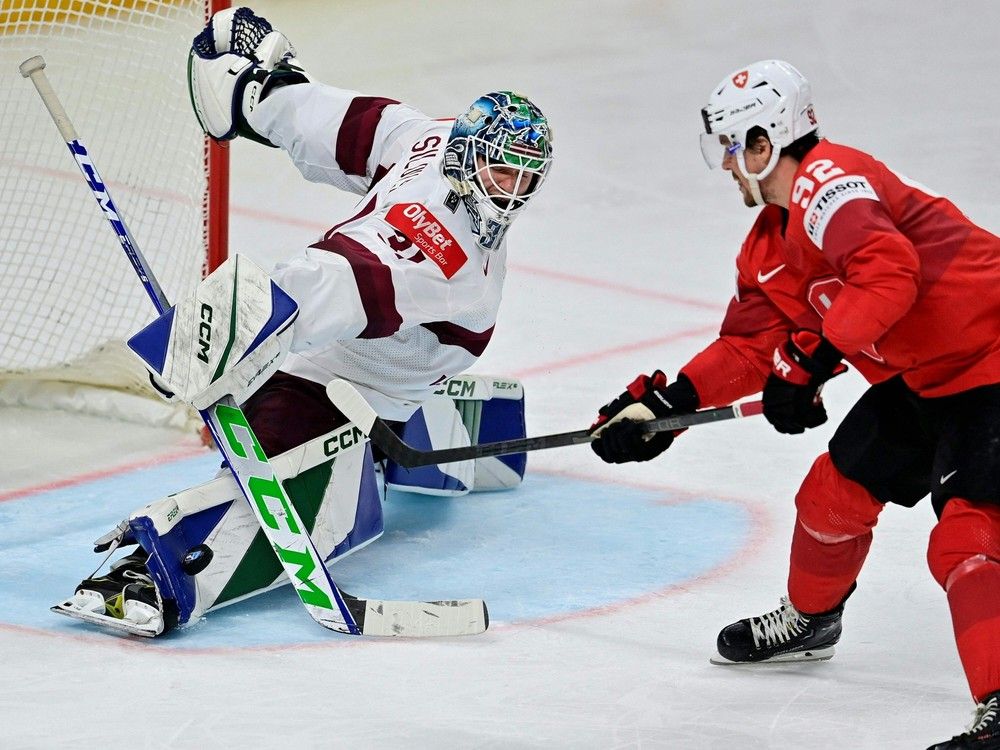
[736,146,782,207]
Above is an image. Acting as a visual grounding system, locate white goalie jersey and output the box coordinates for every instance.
[249,83,507,421]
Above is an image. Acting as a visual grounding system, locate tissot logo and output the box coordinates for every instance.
[802,175,878,247]
[732,70,749,88]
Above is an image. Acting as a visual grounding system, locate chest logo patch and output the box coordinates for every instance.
[386,203,467,279]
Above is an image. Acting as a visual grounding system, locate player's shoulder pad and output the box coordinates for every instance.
[796,143,881,249]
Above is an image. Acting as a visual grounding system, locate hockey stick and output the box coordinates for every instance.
[327,379,764,468]
[22,56,486,638]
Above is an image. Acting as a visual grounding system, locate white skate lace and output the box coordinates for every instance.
[967,696,999,734]
[121,569,154,587]
[749,596,808,648]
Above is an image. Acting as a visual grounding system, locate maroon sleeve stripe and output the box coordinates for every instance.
[310,234,403,338]
[336,96,400,177]
[370,163,392,189]
[323,194,378,240]
[421,321,494,357]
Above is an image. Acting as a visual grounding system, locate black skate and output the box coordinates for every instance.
[928,691,1000,749]
[710,595,842,665]
[75,547,150,610]
[52,548,177,637]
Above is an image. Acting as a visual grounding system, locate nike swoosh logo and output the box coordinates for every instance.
[940,470,958,484]
[757,264,786,283]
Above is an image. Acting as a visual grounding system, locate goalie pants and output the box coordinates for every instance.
[243,370,401,459]
[789,376,1000,701]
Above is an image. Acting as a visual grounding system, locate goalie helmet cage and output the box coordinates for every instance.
[0,0,229,432]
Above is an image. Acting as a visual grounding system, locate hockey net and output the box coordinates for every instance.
[0,0,228,432]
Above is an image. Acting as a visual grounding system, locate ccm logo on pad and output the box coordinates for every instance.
[386,203,467,278]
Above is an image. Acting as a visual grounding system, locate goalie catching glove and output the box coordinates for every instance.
[127,255,298,411]
[590,371,700,464]
[188,6,309,144]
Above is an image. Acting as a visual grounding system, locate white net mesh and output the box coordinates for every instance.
[0,0,221,430]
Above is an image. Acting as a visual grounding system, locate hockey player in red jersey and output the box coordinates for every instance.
[590,60,1000,749]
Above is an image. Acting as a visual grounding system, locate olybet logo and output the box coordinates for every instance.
[386,203,468,279]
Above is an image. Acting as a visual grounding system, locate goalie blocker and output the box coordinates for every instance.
[53,375,526,636]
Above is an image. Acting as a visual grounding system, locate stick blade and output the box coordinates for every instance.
[345,595,489,637]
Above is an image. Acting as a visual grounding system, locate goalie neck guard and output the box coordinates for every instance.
[444,91,553,250]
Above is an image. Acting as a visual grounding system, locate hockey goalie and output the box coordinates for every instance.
[52,6,551,637]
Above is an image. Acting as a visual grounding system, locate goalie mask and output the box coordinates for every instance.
[444,91,553,250]
[699,60,818,205]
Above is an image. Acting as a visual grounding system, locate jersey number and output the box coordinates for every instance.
[792,158,846,208]
[379,229,424,263]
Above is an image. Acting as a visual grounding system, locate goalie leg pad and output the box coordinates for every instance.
[385,394,475,497]
[121,423,381,628]
[468,380,527,491]
[385,375,527,495]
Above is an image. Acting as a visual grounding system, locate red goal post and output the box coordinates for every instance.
[0,0,229,431]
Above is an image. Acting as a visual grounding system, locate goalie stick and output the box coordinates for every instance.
[22,56,486,638]
[327,379,764,469]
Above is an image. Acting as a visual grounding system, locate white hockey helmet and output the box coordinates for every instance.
[699,60,818,202]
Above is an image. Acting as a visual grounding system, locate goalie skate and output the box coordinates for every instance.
[51,550,176,638]
[710,595,842,665]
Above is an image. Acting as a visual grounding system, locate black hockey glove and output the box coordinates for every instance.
[762,330,847,435]
[590,372,700,464]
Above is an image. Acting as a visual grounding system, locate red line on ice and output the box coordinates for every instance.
[229,209,724,311]
[0,445,209,503]
[510,324,719,378]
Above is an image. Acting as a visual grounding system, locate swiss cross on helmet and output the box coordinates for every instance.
[699,60,817,203]
[444,91,553,250]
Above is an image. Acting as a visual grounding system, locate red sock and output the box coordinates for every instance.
[947,559,1000,702]
[788,519,871,614]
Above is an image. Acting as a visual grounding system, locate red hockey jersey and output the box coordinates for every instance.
[681,140,1000,406]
